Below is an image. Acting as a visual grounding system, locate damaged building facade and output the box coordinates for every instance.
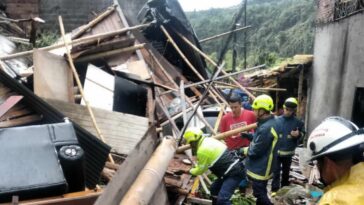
[307,0,364,132]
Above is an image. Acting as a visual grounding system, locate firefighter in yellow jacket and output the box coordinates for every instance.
[184,127,245,205]
[307,116,364,205]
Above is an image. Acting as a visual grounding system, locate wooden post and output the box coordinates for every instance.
[175,31,256,100]
[58,16,114,164]
[214,105,226,133]
[177,123,257,153]
[180,80,187,124]
[0,23,150,60]
[160,25,226,106]
[297,68,304,118]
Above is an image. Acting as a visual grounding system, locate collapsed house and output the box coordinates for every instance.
[0,0,322,204]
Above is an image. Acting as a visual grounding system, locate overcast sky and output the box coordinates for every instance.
[178,0,242,11]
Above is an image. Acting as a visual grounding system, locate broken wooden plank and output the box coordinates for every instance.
[33,49,74,102]
[0,114,42,128]
[74,44,145,63]
[94,127,158,205]
[45,99,149,155]
[81,64,114,111]
[0,95,23,118]
[20,190,101,205]
[0,107,33,122]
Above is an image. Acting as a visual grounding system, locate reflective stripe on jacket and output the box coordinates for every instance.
[190,137,243,178]
[276,115,305,157]
[245,115,280,181]
[319,162,364,205]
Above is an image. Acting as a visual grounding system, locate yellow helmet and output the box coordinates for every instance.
[284,97,298,109]
[183,127,203,144]
[252,94,274,111]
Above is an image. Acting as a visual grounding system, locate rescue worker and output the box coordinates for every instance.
[307,116,364,205]
[183,127,245,205]
[240,94,280,205]
[271,97,305,193]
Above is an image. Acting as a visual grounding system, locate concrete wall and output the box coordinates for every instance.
[308,12,364,132]
[38,0,113,31]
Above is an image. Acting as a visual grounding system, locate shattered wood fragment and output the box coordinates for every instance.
[74,44,145,63]
[0,114,42,128]
[45,99,148,155]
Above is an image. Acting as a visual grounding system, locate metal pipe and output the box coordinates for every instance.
[119,138,176,205]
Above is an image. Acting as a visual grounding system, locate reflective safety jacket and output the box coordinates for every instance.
[243,115,280,181]
[190,137,242,178]
[276,115,305,157]
[319,162,364,205]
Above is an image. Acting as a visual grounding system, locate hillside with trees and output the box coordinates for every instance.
[186,0,316,69]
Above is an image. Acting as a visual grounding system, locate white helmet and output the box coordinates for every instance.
[307,116,364,160]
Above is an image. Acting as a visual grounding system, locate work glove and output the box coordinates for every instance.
[240,132,253,141]
[239,147,249,156]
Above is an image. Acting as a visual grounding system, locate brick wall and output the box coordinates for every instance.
[4,0,114,32]
[39,0,113,31]
[5,0,40,19]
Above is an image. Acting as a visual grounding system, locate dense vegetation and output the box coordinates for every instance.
[186,0,315,69]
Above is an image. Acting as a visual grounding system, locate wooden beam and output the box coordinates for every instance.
[20,190,101,205]
[0,23,150,60]
[214,104,226,133]
[0,114,42,128]
[75,44,145,63]
[297,68,304,118]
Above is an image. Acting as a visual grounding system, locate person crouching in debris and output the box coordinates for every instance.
[239,94,280,205]
[271,97,305,194]
[183,127,245,205]
[307,117,364,205]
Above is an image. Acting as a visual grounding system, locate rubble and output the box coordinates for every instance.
[0,0,318,204]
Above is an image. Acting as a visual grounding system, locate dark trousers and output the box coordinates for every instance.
[251,179,273,205]
[271,156,292,192]
[210,173,245,205]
